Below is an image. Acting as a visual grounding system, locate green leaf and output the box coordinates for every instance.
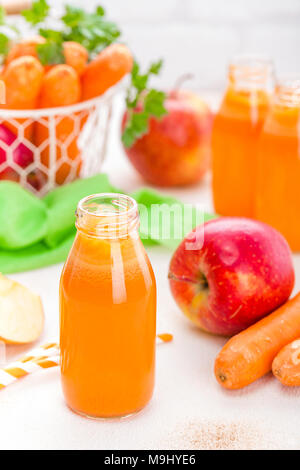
[62,4,120,54]
[121,127,135,148]
[39,28,64,43]
[96,6,105,16]
[131,62,149,92]
[144,89,167,118]
[122,112,149,148]
[0,6,6,26]
[149,59,163,75]
[0,32,9,56]
[122,58,167,147]
[37,41,64,65]
[22,0,50,25]
[131,112,149,134]
[61,6,85,28]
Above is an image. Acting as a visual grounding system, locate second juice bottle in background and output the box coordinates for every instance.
[212,56,274,218]
[256,81,300,251]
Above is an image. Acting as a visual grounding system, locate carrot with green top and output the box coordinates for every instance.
[215,292,300,390]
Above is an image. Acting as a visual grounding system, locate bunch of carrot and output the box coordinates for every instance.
[0,37,133,184]
[215,292,300,389]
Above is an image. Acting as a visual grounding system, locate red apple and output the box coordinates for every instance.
[122,89,213,187]
[27,169,47,192]
[0,123,34,181]
[168,217,295,336]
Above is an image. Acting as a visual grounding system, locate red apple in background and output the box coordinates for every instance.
[122,89,213,187]
[168,217,295,336]
[0,123,34,182]
[27,169,47,191]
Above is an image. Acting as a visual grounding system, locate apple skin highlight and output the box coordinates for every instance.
[168,217,295,336]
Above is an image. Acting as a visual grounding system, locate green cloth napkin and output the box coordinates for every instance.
[0,174,216,274]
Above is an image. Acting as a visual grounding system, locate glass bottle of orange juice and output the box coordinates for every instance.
[212,56,274,217]
[60,193,157,418]
[256,80,300,251]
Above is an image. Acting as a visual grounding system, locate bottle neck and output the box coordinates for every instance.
[274,80,300,108]
[76,193,140,240]
[228,55,274,92]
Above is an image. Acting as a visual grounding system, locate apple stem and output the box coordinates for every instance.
[173,73,194,91]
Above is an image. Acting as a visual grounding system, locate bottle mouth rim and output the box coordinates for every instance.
[76,193,139,239]
[228,54,274,89]
[230,54,274,69]
[276,78,300,90]
[275,79,300,106]
[77,193,138,218]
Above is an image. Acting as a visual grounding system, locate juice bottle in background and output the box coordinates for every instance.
[256,81,300,251]
[60,193,156,418]
[212,56,274,217]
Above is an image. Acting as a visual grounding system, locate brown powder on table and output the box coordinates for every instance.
[162,419,282,450]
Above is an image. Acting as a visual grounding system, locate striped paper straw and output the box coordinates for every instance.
[157,333,173,344]
[18,342,59,363]
[0,355,60,390]
[0,342,59,390]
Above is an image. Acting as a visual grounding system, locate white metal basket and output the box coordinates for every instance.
[0,77,126,197]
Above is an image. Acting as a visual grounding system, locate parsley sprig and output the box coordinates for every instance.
[21,0,49,25]
[0,32,9,56]
[61,5,120,54]
[37,29,64,65]
[122,60,167,148]
[21,1,120,64]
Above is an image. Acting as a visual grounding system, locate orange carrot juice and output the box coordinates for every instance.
[256,81,300,251]
[212,56,274,217]
[60,194,156,418]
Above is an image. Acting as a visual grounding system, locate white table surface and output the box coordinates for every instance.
[1,95,300,450]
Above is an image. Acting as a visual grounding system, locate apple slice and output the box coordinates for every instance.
[0,274,44,344]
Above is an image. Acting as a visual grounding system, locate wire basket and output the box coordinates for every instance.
[0,77,126,197]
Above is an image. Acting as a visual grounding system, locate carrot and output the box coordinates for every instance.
[5,36,46,64]
[0,56,44,140]
[37,64,80,108]
[215,292,300,390]
[272,339,300,386]
[34,65,81,184]
[81,43,133,101]
[63,42,88,76]
[1,55,44,109]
